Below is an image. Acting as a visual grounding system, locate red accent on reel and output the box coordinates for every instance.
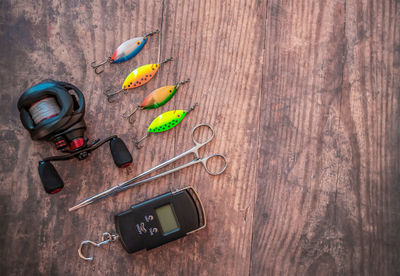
[30,100,42,108]
[120,162,132,168]
[37,114,58,124]
[50,188,62,194]
[69,138,85,150]
[55,139,67,149]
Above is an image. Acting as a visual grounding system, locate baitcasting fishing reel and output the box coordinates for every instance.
[17,80,133,194]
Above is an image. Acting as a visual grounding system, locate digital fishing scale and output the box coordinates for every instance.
[78,187,206,260]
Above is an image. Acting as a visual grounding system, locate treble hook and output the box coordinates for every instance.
[103,88,126,103]
[143,29,159,38]
[123,106,143,124]
[91,57,111,75]
[78,232,119,261]
[175,78,190,89]
[134,133,150,149]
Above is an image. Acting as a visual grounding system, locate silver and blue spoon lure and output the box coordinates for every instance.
[91,29,159,74]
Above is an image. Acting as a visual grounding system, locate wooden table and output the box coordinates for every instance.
[1,0,399,275]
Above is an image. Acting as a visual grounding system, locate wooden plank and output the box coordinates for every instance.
[1,0,399,275]
[251,0,400,275]
[0,0,265,275]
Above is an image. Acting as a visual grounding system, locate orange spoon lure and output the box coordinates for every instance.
[103,57,173,102]
[123,79,190,123]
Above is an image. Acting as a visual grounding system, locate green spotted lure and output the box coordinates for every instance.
[134,103,198,149]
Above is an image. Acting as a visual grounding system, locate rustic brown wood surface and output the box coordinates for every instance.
[0,0,399,275]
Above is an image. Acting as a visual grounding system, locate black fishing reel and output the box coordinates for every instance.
[17,80,132,194]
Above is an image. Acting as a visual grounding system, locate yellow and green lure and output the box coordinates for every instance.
[135,103,198,149]
[123,79,190,123]
[103,57,173,102]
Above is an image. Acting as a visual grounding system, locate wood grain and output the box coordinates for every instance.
[251,0,400,275]
[0,0,399,275]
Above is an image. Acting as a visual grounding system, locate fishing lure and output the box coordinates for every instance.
[91,30,159,74]
[103,58,173,102]
[134,103,198,149]
[123,79,190,123]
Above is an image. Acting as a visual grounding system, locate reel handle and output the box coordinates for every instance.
[38,136,133,194]
[109,137,132,168]
[38,161,64,194]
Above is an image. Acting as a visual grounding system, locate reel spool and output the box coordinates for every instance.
[17,80,133,194]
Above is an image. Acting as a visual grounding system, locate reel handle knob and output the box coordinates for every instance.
[38,161,64,194]
[109,137,132,168]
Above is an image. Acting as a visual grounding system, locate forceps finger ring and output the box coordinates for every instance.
[201,154,227,175]
[191,123,215,145]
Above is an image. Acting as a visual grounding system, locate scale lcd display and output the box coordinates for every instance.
[155,204,179,234]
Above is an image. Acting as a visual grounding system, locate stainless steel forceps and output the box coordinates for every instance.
[69,123,227,212]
